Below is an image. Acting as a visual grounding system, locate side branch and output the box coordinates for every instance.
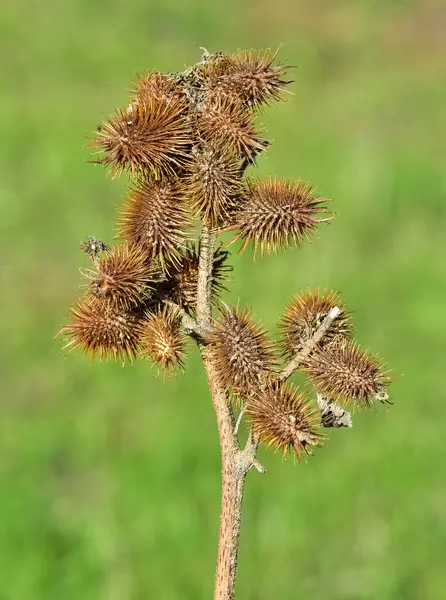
[239,429,266,474]
[279,306,341,381]
[163,299,200,336]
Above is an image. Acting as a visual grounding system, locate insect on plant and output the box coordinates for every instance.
[57,48,393,600]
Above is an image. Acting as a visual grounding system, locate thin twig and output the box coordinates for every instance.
[237,429,266,474]
[233,412,266,473]
[233,407,245,436]
[279,306,341,381]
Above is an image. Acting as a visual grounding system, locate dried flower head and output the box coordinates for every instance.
[132,71,184,104]
[57,299,143,362]
[204,48,292,109]
[279,289,353,359]
[227,177,329,255]
[196,95,267,160]
[86,243,160,309]
[247,380,323,460]
[208,305,275,398]
[161,244,231,310]
[90,97,191,179]
[141,305,185,374]
[185,145,243,227]
[118,177,191,268]
[304,338,391,408]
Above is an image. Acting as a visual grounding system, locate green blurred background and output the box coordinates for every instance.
[1,0,445,598]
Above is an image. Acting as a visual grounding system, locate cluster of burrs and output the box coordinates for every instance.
[58,49,392,461]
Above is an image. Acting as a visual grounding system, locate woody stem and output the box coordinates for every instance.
[196,224,217,331]
[197,223,255,600]
[201,351,246,600]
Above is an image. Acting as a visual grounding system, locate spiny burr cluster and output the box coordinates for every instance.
[58,48,393,462]
[209,294,391,460]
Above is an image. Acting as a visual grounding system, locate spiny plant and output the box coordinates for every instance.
[57,48,393,600]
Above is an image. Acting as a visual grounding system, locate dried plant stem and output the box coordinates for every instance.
[197,224,218,330]
[197,223,264,600]
[201,351,244,600]
[279,306,341,381]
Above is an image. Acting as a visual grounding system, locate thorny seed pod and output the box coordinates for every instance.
[208,305,275,398]
[304,337,392,408]
[57,299,143,363]
[184,145,244,227]
[203,48,292,110]
[161,244,231,310]
[86,243,161,310]
[247,380,324,460]
[196,95,267,160]
[90,96,191,179]
[141,305,186,374]
[132,71,185,104]
[279,289,353,359]
[118,177,191,268]
[227,177,329,255]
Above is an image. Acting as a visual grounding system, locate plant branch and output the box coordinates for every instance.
[239,429,266,474]
[279,306,341,381]
[233,407,245,436]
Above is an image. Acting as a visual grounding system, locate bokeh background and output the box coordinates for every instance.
[2,0,445,598]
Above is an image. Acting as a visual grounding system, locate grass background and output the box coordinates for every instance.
[1,0,445,598]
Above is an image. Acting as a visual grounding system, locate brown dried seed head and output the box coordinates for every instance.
[140,305,186,374]
[90,96,191,179]
[203,48,292,109]
[57,299,143,363]
[184,145,243,227]
[279,289,353,359]
[227,177,330,255]
[196,95,267,160]
[86,243,159,310]
[118,177,191,268]
[132,71,185,104]
[247,380,324,460]
[208,305,275,397]
[304,338,392,408]
[201,54,233,82]
[160,244,231,310]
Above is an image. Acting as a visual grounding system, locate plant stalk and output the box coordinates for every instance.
[197,224,247,600]
[196,225,217,330]
[202,350,246,600]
